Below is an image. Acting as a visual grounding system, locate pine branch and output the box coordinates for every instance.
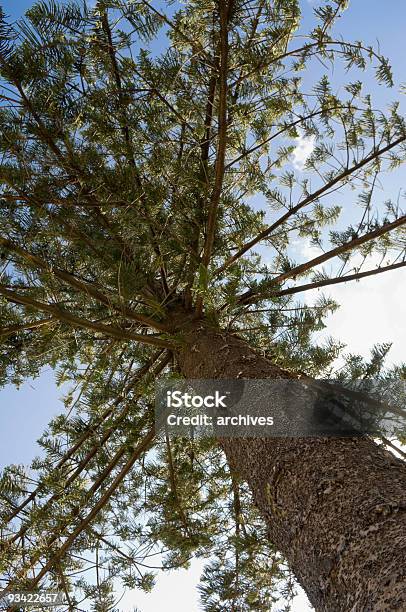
[32,429,156,587]
[225,105,351,170]
[101,10,140,168]
[132,66,193,131]
[0,285,173,348]
[0,59,138,263]
[0,318,54,338]
[1,189,108,262]
[233,40,392,88]
[201,75,218,171]
[97,12,170,298]
[183,42,220,304]
[5,182,164,305]
[272,260,406,298]
[196,1,233,313]
[203,2,231,266]
[165,433,192,536]
[6,353,170,549]
[0,236,168,332]
[239,215,406,303]
[217,136,406,276]
[1,424,156,592]
[2,351,167,525]
[139,0,210,63]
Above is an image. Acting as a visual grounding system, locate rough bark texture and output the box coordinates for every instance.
[176,322,406,612]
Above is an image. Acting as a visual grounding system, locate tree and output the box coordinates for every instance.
[0,0,405,610]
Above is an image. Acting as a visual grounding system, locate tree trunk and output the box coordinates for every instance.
[176,322,406,611]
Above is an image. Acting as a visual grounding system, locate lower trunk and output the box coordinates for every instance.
[177,323,406,611]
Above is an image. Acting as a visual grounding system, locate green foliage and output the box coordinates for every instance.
[0,0,405,609]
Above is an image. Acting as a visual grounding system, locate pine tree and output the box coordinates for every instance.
[0,1,405,610]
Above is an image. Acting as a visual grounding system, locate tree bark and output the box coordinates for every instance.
[177,322,406,611]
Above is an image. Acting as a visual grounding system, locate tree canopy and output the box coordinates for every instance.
[0,0,405,609]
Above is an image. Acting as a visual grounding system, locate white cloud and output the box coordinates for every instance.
[293,237,323,261]
[119,560,204,611]
[299,257,405,366]
[291,132,315,170]
[290,241,406,365]
[321,265,406,366]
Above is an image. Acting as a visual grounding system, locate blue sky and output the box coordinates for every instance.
[0,1,405,611]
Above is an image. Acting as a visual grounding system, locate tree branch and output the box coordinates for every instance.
[3,351,167,526]
[138,0,210,63]
[217,136,406,276]
[0,236,168,332]
[233,40,391,89]
[1,425,156,592]
[0,285,173,348]
[6,352,171,544]
[271,260,406,298]
[165,433,192,536]
[0,317,54,338]
[0,60,138,263]
[225,105,350,170]
[196,1,233,313]
[36,427,155,587]
[239,215,406,303]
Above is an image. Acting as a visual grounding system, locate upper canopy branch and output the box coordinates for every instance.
[232,40,393,88]
[216,135,406,277]
[238,215,406,304]
[196,1,233,314]
[225,104,357,170]
[272,260,406,298]
[138,0,211,63]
